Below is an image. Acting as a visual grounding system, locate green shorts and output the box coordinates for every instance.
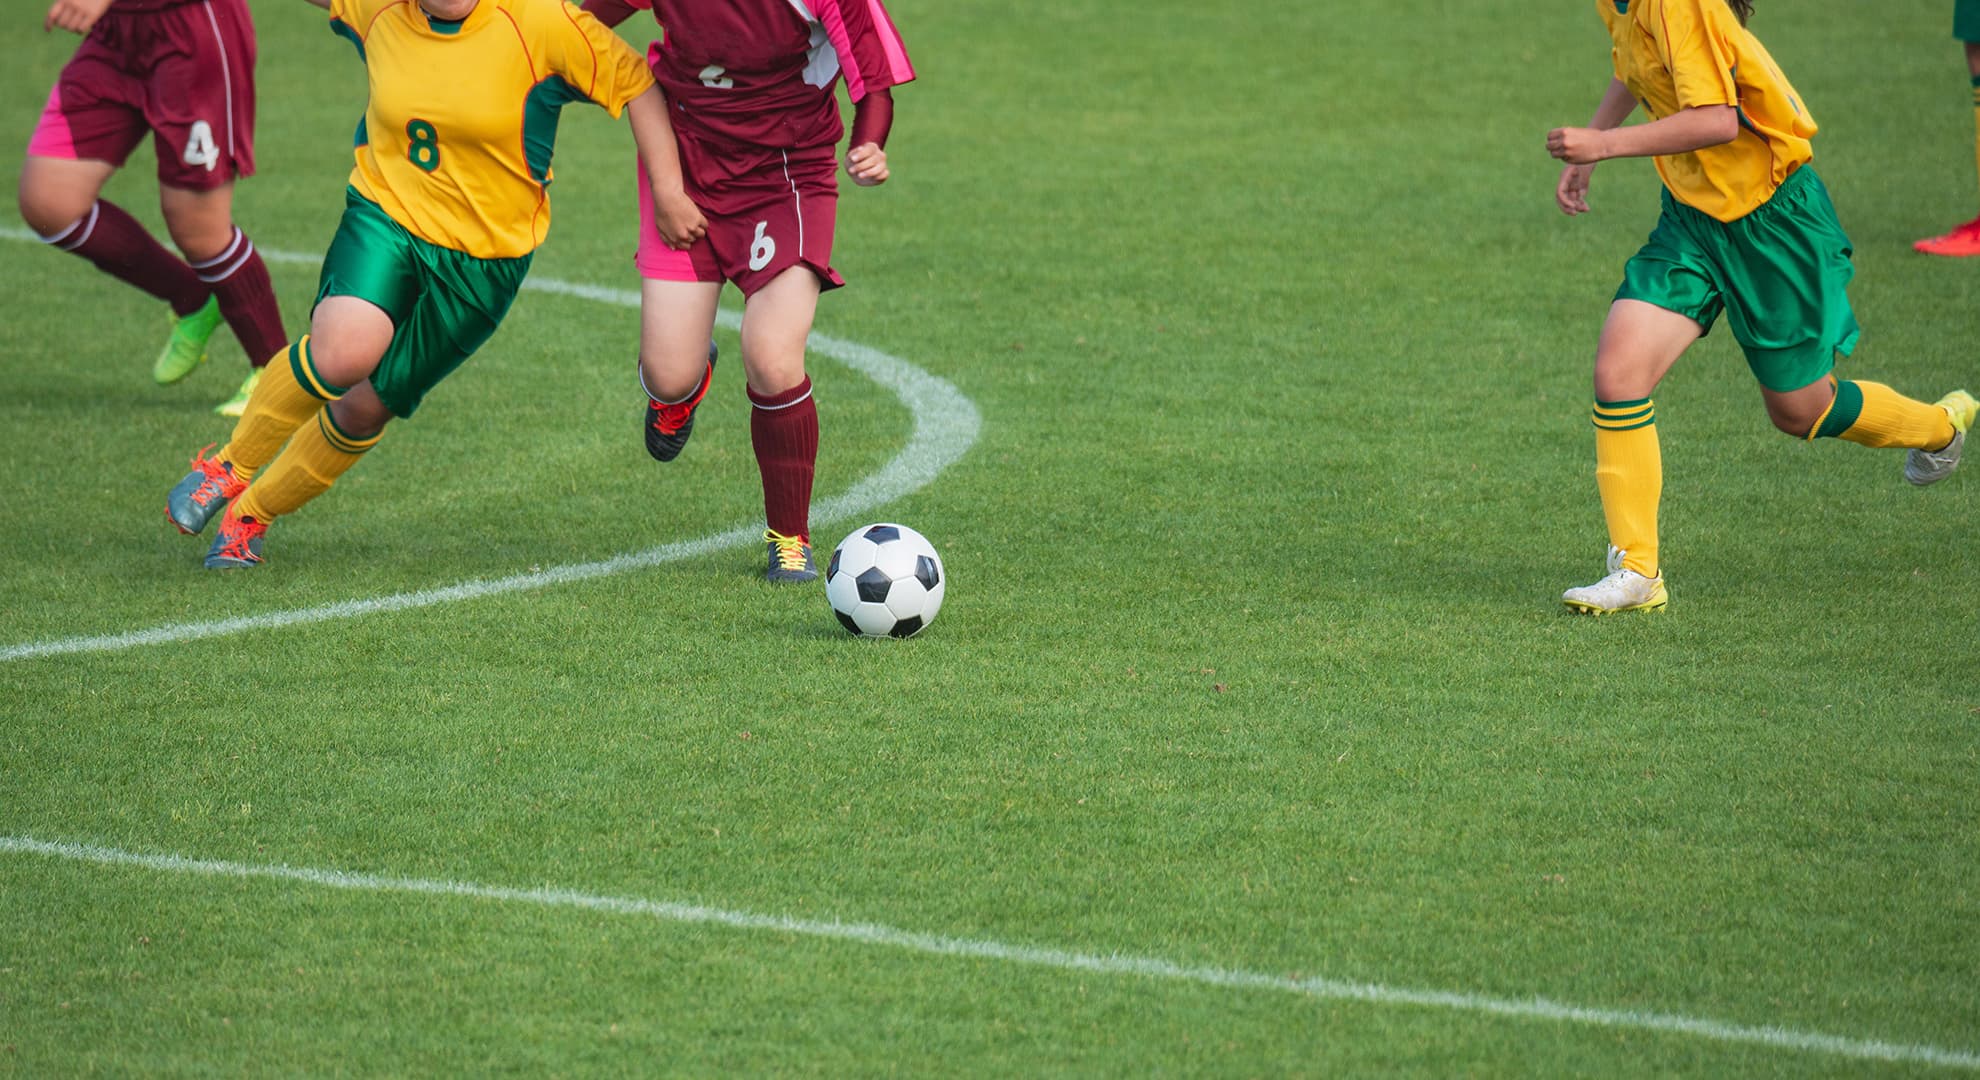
[314,187,532,417]
[1957,0,1980,42]
[1614,165,1860,393]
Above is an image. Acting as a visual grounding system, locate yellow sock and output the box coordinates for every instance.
[233,407,383,523]
[1835,380,1954,450]
[216,337,346,484]
[1593,399,1661,578]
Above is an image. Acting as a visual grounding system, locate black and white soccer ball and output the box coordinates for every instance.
[825,523,945,638]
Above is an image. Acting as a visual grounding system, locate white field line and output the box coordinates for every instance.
[0,230,981,662]
[2,835,1975,1071]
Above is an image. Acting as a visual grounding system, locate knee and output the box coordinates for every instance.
[162,209,235,264]
[17,176,86,237]
[327,391,391,440]
[638,344,714,401]
[1765,400,1823,437]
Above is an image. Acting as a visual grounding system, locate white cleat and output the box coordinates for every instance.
[1563,547,1667,614]
[1905,390,1976,486]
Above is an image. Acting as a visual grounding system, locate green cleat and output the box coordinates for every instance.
[153,295,222,386]
[215,368,262,417]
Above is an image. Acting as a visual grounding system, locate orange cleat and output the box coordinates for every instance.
[1914,215,1980,256]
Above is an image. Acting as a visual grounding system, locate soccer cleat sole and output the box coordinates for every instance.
[1562,590,1669,615]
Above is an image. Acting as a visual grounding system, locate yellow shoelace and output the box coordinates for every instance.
[765,530,810,571]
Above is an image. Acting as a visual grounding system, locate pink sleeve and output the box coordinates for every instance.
[814,0,914,102]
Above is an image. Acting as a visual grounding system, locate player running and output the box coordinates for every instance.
[582,0,916,583]
[1547,0,1975,614]
[1914,1,1980,256]
[163,0,701,569]
[21,0,288,416]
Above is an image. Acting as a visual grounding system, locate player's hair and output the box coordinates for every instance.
[1727,0,1751,23]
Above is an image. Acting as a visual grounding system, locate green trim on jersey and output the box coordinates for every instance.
[1614,166,1860,394]
[522,77,596,186]
[313,188,531,418]
[329,17,365,60]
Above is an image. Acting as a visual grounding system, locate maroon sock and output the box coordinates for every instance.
[191,228,286,367]
[749,377,819,540]
[44,200,208,317]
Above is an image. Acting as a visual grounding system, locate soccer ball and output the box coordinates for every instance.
[825,523,945,638]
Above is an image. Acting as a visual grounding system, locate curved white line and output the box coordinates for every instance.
[0,232,981,661]
[3,834,1975,1071]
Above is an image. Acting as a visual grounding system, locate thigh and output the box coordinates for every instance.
[17,155,116,234]
[158,181,238,261]
[28,39,148,169]
[738,266,821,396]
[1594,298,1702,401]
[638,278,723,399]
[143,0,257,190]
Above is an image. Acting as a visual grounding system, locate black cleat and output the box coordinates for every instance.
[642,341,718,462]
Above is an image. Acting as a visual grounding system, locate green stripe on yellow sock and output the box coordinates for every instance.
[217,339,348,483]
[1836,381,1954,449]
[289,336,348,401]
[233,407,382,523]
[1812,377,1863,439]
[1593,397,1654,431]
[319,406,384,455]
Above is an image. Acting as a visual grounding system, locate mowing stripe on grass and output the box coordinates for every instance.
[3,834,1974,1070]
[0,230,981,663]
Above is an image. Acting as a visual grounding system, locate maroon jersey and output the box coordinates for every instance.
[627,0,913,150]
[109,0,202,11]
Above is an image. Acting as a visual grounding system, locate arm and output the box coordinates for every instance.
[844,89,892,187]
[1549,100,1739,162]
[43,0,112,35]
[1546,78,1738,216]
[580,0,639,30]
[626,86,706,250]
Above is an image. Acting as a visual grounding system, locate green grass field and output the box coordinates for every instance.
[3,0,1976,1073]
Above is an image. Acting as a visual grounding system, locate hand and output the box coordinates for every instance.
[650,188,707,251]
[1547,126,1611,166]
[1556,163,1595,216]
[44,0,113,34]
[845,143,888,187]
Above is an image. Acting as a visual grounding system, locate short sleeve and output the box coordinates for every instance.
[1650,0,1739,109]
[547,1,657,117]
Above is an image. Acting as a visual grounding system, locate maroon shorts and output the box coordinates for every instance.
[26,0,257,191]
[637,130,844,297]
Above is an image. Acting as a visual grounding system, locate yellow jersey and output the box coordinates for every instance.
[327,0,654,258]
[1598,0,1815,222]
